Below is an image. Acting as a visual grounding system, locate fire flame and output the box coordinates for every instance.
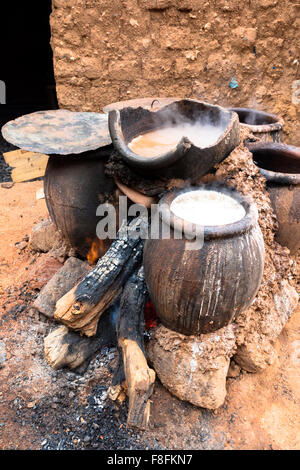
[86,237,104,265]
[144,300,159,329]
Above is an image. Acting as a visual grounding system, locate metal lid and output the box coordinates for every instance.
[1,109,111,155]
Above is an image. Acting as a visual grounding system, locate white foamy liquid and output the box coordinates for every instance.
[170,190,246,226]
[128,123,223,157]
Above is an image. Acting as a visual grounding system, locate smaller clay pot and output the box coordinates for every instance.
[247,142,300,254]
[229,107,284,142]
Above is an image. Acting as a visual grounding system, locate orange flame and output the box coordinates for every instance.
[144,301,159,329]
[86,237,104,265]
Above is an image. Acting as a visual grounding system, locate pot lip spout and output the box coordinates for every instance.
[158,184,259,240]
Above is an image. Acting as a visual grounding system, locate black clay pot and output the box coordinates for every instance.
[229,107,284,142]
[109,99,240,182]
[247,141,300,254]
[44,147,117,259]
[143,185,265,335]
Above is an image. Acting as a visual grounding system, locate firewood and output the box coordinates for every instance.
[115,266,156,430]
[3,149,48,182]
[54,217,146,336]
[44,308,117,370]
[107,350,126,402]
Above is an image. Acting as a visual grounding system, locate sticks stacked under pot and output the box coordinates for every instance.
[53,217,155,430]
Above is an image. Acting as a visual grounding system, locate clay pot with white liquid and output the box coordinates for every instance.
[143,185,265,335]
[109,99,240,182]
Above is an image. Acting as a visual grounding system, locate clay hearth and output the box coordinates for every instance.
[4,103,297,428]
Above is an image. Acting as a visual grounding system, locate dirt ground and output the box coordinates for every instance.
[0,181,299,450]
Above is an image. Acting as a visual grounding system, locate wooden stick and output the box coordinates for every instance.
[116,266,155,430]
[44,307,117,370]
[54,217,146,336]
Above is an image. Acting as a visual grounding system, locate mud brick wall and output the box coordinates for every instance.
[50,0,300,145]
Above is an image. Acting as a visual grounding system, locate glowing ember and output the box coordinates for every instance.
[144,301,159,329]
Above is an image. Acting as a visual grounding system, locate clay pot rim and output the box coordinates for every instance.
[108,99,239,171]
[259,167,300,185]
[247,142,300,184]
[158,184,258,240]
[229,107,284,133]
[103,96,182,113]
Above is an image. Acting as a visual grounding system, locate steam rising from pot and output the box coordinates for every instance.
[127,101,230,158]
[170,189,246,226]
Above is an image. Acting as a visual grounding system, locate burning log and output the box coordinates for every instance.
[110,266,155,430]
[54,217,146,336]
[44,307,117,370]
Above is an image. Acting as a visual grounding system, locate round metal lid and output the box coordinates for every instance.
[1,109,111,155]
[103,97,181,113]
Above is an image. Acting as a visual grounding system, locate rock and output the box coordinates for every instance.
[1,182,14,189]
[29,219,63,253]
[227,360,241,378]
[147,324,236,409]
[15,241,27,251]
[28,254,63,290]
[36,323,48,335]
[33,257,91,318]
[234,281,299,372]
[234,335,276,373]
[0,341,7,365]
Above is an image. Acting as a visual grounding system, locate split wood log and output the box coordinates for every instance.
[112,266,156,430]
[44,307,117,370]
[54,217,146,337]
[3,149,48,182]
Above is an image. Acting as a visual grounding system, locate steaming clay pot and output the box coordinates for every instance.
[109,99,240,181]
[143,186,265,335]
[229,107,284,143]
[247,142,300,254]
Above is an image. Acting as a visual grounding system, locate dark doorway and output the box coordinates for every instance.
[0,0,58,125]
[0,1,58,181]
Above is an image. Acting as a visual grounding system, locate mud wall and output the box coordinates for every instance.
[50,0,300,145]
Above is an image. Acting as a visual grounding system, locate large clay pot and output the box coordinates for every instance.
[44,147,117,259]
[109,99,240,181]
[247,142,300,254]
[143,186,265,335]
[229,107,284,142]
